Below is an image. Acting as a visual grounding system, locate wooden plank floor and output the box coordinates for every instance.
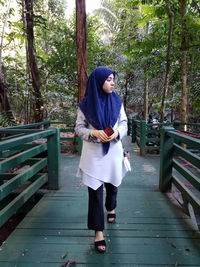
[0,137,200,266]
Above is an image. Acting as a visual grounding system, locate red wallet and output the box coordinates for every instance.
[104,126,114,136]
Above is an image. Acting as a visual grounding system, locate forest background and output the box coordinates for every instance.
[0,0,199,126]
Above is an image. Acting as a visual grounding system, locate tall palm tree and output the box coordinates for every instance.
[93,0,121,38]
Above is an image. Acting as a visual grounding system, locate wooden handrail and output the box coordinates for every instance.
[129,119,200,155]
[0,127,60,227]
[159,126,200,227]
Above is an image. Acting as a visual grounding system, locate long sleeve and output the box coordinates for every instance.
[75,104,128,142]
[75,108,94,141]
[115,104,128,140]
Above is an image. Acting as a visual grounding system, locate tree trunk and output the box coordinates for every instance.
[76,0,88,102]
[160,4,174,122]
[143,22,149,122]
[143,75,148,121]
[24,0,43,122]
[0,80,12,112]
[22,0,30,124]
[179,0,188,131]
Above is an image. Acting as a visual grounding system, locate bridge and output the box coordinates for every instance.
[0,122,200,266]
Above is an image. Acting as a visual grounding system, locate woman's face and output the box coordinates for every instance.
[102,74,115,94]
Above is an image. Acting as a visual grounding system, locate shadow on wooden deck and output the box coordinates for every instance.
[0,137,200,266]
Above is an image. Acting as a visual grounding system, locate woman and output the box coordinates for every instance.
[75,66,128,253]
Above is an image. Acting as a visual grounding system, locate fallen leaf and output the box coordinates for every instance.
[60,252,68,259]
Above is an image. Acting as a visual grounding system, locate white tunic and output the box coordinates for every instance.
[75,104,128,190]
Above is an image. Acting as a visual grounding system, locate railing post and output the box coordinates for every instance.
[127,118,131,136]
[0,135,2,157]
[140,120,146,156]
[44,120,51,129]
[159,126,175,192]
[131,119,137,143]
[173,121,180,130]
[47,127,60,189]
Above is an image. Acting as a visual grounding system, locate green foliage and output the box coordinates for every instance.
[1,0,116,122]
[1,0,200,123]
[35,17,78,120]
[100,0,200,119]
[0,111,16,127]
[87,16,116,71]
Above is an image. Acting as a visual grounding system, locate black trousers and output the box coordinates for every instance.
[87,183,118,231]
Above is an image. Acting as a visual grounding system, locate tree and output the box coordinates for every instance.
[106,0,200,122]
[179,0,188,129]
[1,0,199,124]
[23,0,43,122]
[160,1,174,122]
[76,0,88,101]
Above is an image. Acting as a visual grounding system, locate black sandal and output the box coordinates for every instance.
[94,240,106,253]
[107,213,116,223]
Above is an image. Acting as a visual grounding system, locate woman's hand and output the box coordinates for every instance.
[107,130,119,141]
[91,129,119,142]
[91,130,109,143]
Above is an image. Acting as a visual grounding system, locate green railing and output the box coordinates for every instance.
[0,121,82,154]
[173,122,200,134]
[50,121,82,153]
[129,119,170,155]
[128,119,200,156]
[159,127,200,226]
[0,127,60,227]
[0,121,51,143]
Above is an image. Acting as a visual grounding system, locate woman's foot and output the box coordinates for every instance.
[94,231,106,253]
[107,210,116,223]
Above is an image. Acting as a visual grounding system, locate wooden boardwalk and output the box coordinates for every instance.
[0,137,200,266]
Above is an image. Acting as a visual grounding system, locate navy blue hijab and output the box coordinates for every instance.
[78,66,122,155]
